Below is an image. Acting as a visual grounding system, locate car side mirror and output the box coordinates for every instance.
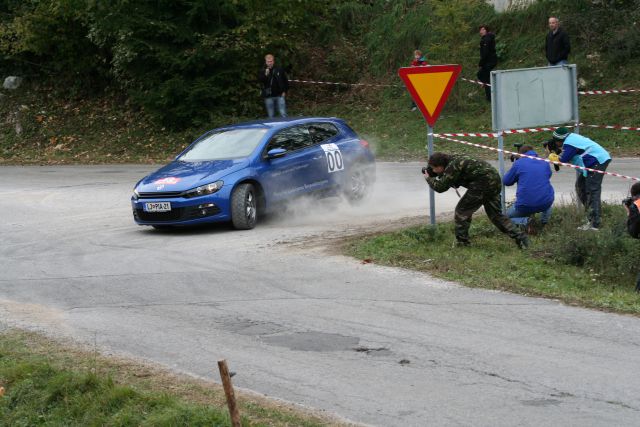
[267,148,287,159]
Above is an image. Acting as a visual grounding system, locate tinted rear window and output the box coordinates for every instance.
[308,123,339,144]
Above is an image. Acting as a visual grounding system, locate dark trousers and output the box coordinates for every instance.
[477,66,494,101]
[454,189,523,243]
[575,160,610,228]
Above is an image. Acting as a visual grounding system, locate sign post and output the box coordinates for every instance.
[398,64,462,225]
[497,131,506,213]
[427,124,435,224]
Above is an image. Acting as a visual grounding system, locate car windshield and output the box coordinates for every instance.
[178,128,267,161]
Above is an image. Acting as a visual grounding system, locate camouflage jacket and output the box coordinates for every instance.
[425,155,501,194]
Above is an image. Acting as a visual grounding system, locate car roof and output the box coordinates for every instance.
[216,116,344,132]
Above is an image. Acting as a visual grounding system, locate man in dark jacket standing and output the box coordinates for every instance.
[477,25,497,101]
[259,54,289,118]
[503,145,555,233]
[545,16,570,65]
[423,153,529,249]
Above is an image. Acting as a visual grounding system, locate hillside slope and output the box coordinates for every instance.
[1,0,639,164]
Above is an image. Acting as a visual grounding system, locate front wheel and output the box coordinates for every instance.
[231,183,258,229]
[344,164,373,204]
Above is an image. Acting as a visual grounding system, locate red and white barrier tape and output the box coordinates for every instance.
[294,76,490,88]
[502,125,575,134]
[580,123,640,131]
[290,79,399,88]
[294,76,639,97]
[430,133,640,181]
[433,126,570,138]
[435,132,499,138]
[460,77,489,87]
[434,122,640,138]
[461,76,640,95]
[579,89,639,95]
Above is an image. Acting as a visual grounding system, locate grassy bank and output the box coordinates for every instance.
[0,329,339,426]
[344,204,640,315]
[2,82,639,166]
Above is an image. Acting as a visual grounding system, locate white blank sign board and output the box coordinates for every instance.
[491,65,578,131]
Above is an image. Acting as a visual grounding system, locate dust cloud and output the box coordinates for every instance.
[264,163,447,227]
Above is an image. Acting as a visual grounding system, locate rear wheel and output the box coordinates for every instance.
[231,183,258,229]
[344,164,372,204]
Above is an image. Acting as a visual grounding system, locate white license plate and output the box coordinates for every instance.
[144,202,171,212]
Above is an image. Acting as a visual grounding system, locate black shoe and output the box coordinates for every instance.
[452,239,470,248]
[516,235,530,249]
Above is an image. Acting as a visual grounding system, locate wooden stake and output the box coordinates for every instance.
[217,359,241,427]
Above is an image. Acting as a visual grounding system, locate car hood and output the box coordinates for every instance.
[137,159,248,192]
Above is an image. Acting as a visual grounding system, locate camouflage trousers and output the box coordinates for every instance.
[454,188,524,243]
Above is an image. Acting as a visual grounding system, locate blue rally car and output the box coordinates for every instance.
[131,117,376,229]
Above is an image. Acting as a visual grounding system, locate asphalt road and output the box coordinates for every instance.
[1,160,639,426]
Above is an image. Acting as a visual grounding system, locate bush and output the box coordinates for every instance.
[1,0,362,129]
[543,204,640,287]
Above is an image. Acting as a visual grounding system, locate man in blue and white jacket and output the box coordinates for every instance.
[503,145,555,231]
[552,127,611,230]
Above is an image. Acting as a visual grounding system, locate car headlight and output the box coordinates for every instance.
[132,189,140,200]
[183,180,224,198]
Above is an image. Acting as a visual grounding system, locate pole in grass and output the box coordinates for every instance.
[217,359,241,427]
[398,64,462,225]
[427,124,436,225]
[497,130,506,213]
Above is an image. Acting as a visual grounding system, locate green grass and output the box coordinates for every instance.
[0,330,337,427]
[344,204,640,315]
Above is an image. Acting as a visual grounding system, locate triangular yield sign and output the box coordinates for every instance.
[398,65,462,126]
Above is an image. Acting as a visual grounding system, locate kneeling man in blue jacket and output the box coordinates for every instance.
[503,145,555,231]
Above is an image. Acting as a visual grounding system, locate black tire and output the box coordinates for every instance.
[231,183,258,229]
[344,164,373,204]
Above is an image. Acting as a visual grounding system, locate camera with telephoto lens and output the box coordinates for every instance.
[422,166,437,177]
[543,138,562,155]
[509,143,523,162]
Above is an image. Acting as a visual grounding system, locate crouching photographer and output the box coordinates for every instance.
[503,145,555,234]
[623,182,640,292]
[421,152,529,249]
